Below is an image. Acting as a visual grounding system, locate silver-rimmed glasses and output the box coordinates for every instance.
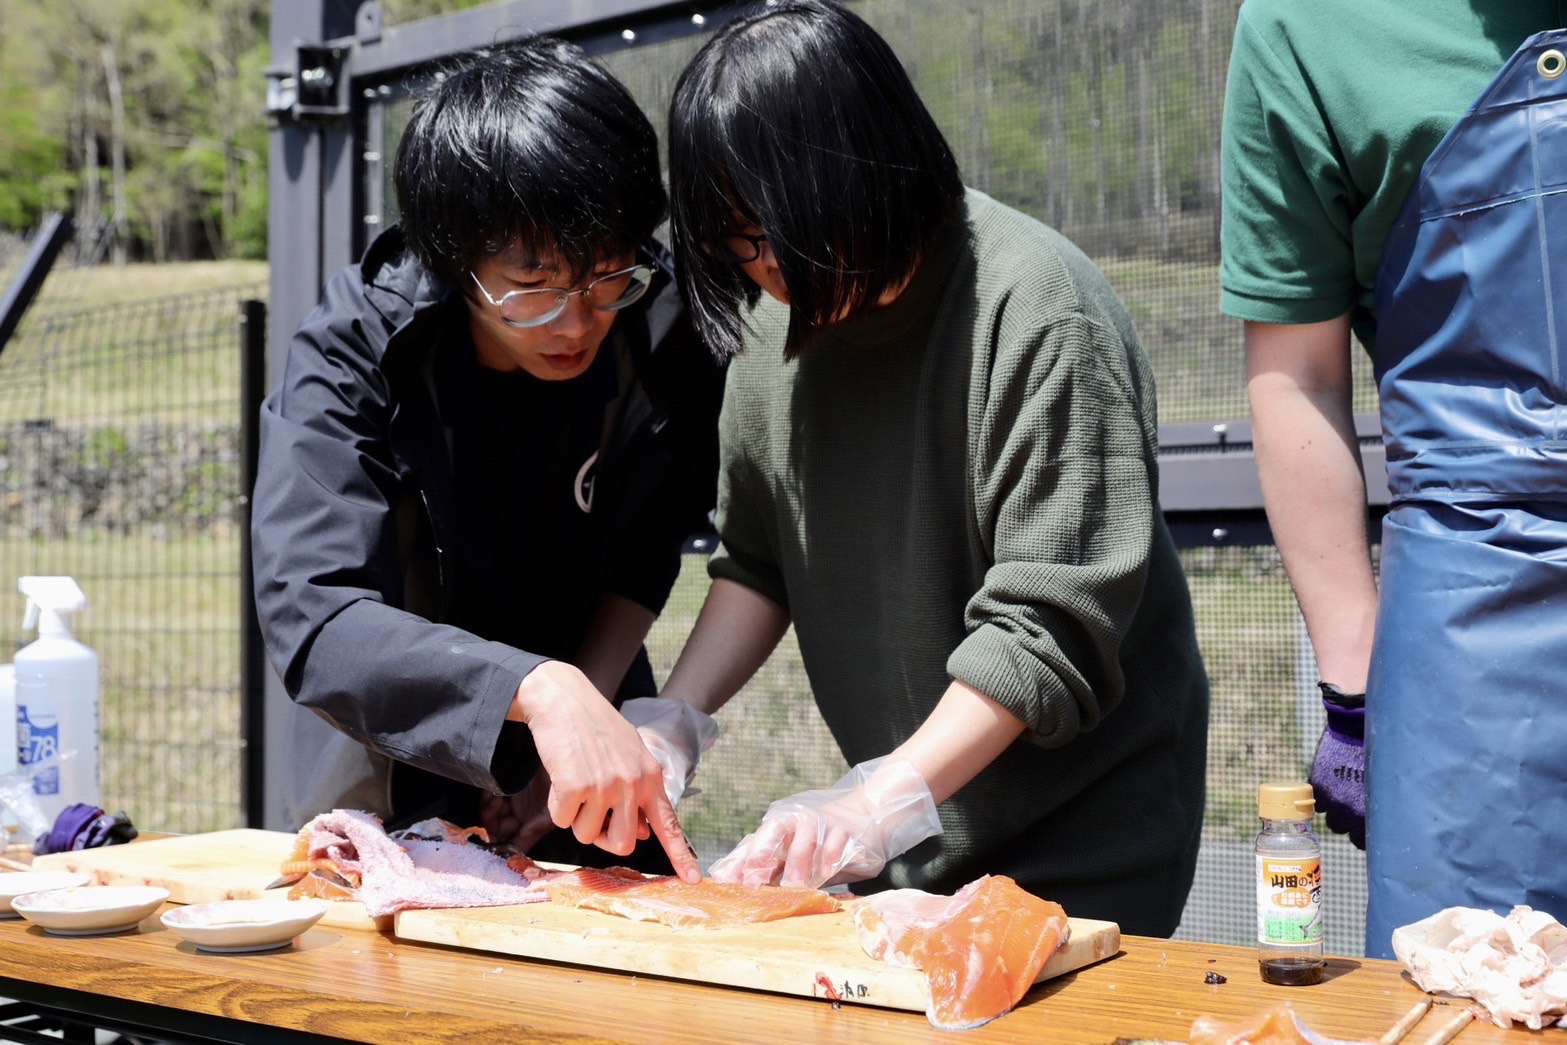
[469,262,654,329]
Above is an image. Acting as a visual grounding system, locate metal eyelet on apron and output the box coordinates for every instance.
[1538,48,1564,78]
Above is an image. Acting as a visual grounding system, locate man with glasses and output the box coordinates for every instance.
[250,36,724,881]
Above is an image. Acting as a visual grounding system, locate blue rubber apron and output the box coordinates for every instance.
[1368,29,1567,958]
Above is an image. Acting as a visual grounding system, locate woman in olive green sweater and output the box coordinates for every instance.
[645,0,1209,936]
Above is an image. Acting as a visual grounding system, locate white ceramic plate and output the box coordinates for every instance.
[0,871,92,916]
[11,885,170,935]
[160,898,328,953]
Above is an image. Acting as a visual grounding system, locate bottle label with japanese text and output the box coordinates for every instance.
[1256,854,1323,945]
[17,704,61,795]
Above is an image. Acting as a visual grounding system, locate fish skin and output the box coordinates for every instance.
[282,809,546,917]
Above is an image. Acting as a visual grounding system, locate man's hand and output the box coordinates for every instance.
[479,769,556,852]
[1310,682,1365,849]
[707,758,942,889]
[510,661,700,882]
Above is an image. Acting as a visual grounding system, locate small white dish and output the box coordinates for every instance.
[11,885,170,935]
[0,871,92,916]
[160,898,328,953]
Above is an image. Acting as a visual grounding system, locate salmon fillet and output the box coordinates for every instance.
[851,874,1069,1030]
[541,867,843,929]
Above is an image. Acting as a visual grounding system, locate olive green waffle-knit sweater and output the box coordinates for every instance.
[709,190,1209,936]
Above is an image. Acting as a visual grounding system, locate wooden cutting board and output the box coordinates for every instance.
[395,901,1121,1015]
[30,829,1122,1014]
[29,829,385,931]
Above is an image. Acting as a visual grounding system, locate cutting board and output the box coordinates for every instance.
[29,829,386,931]
[395,901,1121,1015]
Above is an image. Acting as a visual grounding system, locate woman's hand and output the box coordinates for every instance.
[707,758,941,889]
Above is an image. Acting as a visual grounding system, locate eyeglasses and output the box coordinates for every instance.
[469,262,654,329]
[713,231,769,265]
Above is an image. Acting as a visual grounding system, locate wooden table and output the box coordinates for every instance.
[0,905,1549,1045]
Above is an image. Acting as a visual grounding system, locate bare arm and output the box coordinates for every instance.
[886,679,1027,805]
[1245,316,1377,691]
[573,592,657,698]
[660,577,791,715]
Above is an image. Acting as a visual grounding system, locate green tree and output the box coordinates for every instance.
[0,0,268,260]
[0,2,71,229]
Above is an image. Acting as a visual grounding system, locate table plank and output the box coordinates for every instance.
[0,905,1543,1044]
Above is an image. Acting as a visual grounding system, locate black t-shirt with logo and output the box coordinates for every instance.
[438,330,620,663]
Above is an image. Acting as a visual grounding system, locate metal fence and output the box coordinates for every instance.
[0,266,266,836]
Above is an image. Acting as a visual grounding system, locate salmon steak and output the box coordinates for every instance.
[851,874,1069,1030]
[540,866,843,929]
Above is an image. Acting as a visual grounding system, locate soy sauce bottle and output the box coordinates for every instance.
[1255,781,1324,985]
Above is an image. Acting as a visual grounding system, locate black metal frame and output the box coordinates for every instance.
[0,213,74,357]
[1157,413,1388,546]
[239,299,269,829]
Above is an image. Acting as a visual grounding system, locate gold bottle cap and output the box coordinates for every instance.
[1258,781,1316,820]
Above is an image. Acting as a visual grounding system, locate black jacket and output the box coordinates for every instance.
[251,226,724,827]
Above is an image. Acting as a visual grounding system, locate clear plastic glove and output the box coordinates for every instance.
[708,757,942,890]
[0,765,52,840]
[620,697,719,810]
[1310,682,1365,850]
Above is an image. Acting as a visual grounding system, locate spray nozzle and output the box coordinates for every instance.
[18,576,87,637]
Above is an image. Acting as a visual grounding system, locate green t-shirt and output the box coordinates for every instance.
[1219,0,1564,351]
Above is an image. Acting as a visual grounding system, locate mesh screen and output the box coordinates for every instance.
[0,274,265,835]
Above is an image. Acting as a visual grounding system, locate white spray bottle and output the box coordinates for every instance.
[15,576,100,825]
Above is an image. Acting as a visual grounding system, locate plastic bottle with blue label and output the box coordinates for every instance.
[0,663,15,836]
[15,576,100,825]
[0,664,14,779]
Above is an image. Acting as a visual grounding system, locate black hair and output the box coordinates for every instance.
[669,0,963,359]
[395,35,664,287]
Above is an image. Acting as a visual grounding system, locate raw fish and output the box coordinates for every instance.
[1189,1004,1370,1044]
[851,874,1067,1029]
[1393,905,1567,1029]
[279,809,545,917]
[540,866,842,928]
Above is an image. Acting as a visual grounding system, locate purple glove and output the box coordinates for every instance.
[33,803,138,855]
[1310,682,1365,850]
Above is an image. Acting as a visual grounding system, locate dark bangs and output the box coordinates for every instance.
[395,36,665,287]
[669,0,962,359]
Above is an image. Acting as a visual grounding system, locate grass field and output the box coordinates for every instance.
[0,531,244,835]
